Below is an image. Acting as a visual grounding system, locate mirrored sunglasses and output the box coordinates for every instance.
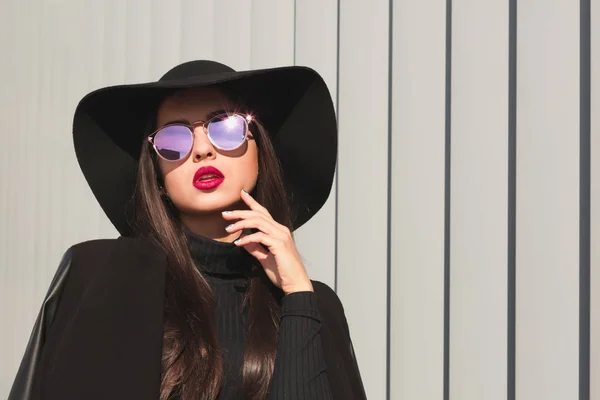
[147,112,254,162]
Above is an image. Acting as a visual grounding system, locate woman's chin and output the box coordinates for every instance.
[179,194,244,215]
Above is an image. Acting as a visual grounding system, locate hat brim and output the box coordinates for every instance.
[73,64,337,236]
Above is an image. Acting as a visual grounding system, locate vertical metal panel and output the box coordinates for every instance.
[1,2,36,396]
[389,0,446,399]
[250,0,294,69]
[180,0,215,62]
[124,0,153,81]
[213,0,252,70]
[444,3,452,398]
[337,1,389,398]
[450,1,509,399]
[507,1,517,398]
[590,0,599,396]
[579,0,591,398]
[150,0,182,78]
[516,1,580,399]
[102,0,127,89]
[293,0,338,288]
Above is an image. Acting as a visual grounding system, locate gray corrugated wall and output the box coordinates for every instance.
[0,1,596,399]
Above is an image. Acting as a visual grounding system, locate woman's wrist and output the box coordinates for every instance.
[283,280,314,295]
[280,290,321,321]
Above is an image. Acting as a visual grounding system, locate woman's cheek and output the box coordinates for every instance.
[239,160,259,189]
[164,170,190,203]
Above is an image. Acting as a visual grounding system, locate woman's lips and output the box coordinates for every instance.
[193,166,224,190]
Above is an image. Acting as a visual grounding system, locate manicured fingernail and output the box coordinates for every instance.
[234,239,241,245]
[225,224,235,231]
[222,211,232,215]
[241,189,248,195]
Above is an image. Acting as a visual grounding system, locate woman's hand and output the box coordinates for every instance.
[222,189,313,295]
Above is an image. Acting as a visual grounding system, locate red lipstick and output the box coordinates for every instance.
[193,166,225,190]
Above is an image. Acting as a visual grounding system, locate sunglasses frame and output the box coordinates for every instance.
[147,112,254,162]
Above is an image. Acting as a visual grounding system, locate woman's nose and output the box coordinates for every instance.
[191,128,216,161]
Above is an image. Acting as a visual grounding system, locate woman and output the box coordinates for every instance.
[9,60,366,400]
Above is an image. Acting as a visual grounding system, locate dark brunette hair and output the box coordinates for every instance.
[132,89,293,400]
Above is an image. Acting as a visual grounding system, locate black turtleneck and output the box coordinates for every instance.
[185,228,333,400]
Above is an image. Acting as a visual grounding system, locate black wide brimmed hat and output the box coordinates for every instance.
[73,60,337,236]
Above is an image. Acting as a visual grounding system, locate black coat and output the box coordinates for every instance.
[8,236,367,400]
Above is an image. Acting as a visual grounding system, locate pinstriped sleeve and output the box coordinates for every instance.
[269,291,333,400]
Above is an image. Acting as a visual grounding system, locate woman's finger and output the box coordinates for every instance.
[240,241,271,262]
[222,210,267,221]
[234,231,276,249]
[242,242,281,288]
[222,210,287,235]
[225,217,278,236]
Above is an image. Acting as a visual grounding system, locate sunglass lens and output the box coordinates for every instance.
[153,125,193,161]
[207,114,247,151]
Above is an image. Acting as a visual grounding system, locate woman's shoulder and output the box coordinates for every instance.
[67,237,120,255]
[310,280,339,305]
[46,237,166,313]
[310,280,350,331]
[67,236,163,258]
[68,236,155,253]
[62,236,166,280]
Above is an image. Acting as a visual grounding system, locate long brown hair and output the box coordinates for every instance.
[132,91,294,400]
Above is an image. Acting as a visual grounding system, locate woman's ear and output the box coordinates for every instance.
[158,184,169,198]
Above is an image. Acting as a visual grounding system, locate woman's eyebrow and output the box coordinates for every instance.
[161,109,232,126]
[205,109,230,119]
[162,119,190,126]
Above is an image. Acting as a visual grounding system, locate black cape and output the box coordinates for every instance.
[8,237,367,400]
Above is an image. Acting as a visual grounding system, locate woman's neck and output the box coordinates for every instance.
[184,223,253,278]
[180,212,241,243]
